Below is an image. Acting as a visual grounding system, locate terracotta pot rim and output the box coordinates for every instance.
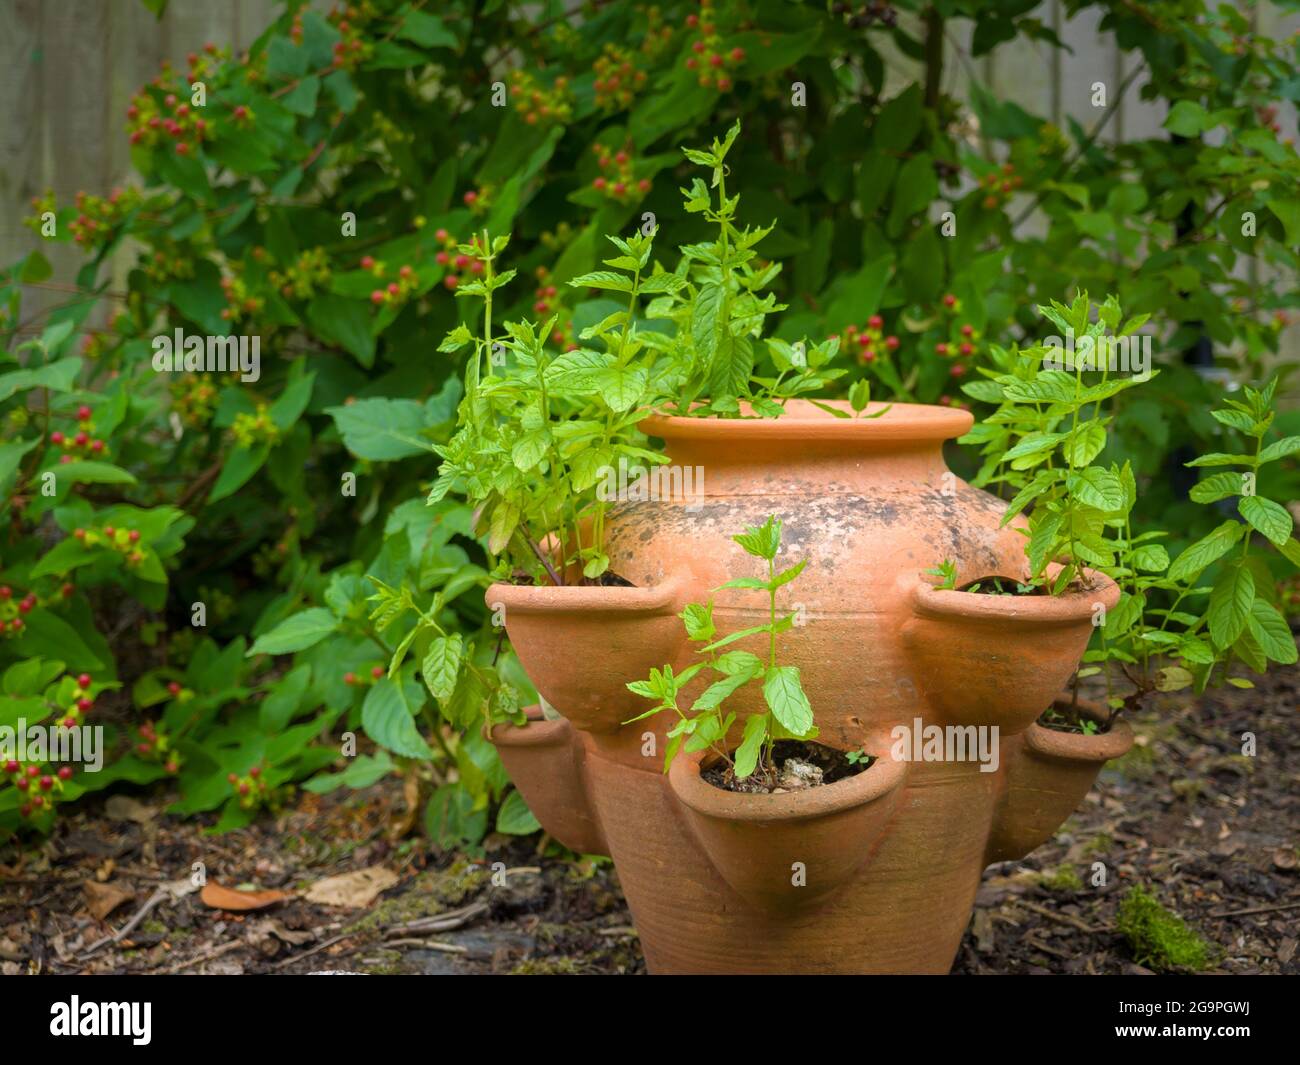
[488,704,572,749]
[640,399,972,444]
[1025,698,1134,763]
[668,744,908,824]
[910,567,1120,624]
[485,571,687,616]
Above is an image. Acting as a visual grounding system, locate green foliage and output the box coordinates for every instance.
[1116,884,1214,972]
[1,0,1297,841]
[626,516,817,780]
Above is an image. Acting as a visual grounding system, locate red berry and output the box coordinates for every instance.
[238,781,250,795]
[62,583,74,598]
[249,766,261,778]
[444,275,458,290]
[961,324,974,337]
[463,190,478,205]
[868,315,883,330]
[360,255,375,269]
[730,47,745,62]
[692,40,705,53]
[435,251,449,265]
[885,336,900,350]
[399,265,413,279]
[74,431,88,446]
[370,666,384,679]
[943,294,957,307]
[77,698,92,711]
[960,342,974,356]
[51,431,64,445]
[387,282,400,296]
[370,290,384,305]
[950,364,966,377]
[16,778,28,792]
[3,761,17,773]
[0,587,8,599]
[63,717,76,728]
[686,13,698,27]
[26,765,39,778]
[167,681,182,695]
[58,766,72,781]
[234,105,248,120]
[343,672,356,685]
[935,343,949,355]
[10,618,22,631]
[129,529,141,542]
[228,772,238,783]
[105,525,115,536]
[593,177,607,190]
[435,228,449,241]
[709,53,723,68]
[137,742,151,754]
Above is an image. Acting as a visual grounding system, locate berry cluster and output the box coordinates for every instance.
[0,584,38,638]
[171,376,219,428]
[136,712,181,775]
[263,246,329,303]
[977,162,1023,210]
[593,45,648,111]
[433,229,486,291]
[227,764,283,811]
[591,142,651,202]
[72,524,150,569]
[508,68,573,126]
[462,186,492,215]
[329,8,373,69]
[144,245,198,284]
[684,3,744,93]
[932,293,978,377]
[638,6,677,59]
[50,404,108,463]
[56,673,98,730]
[184,42,225,84]
[126,76,212,155]
[53,188,140,248]
[343,665,387,687]
[231,403,281,448]
[4,761,73,818]
[219,272,265,323]
[363,256,421,306]
[532,267,578,352]
[837,315,900,365]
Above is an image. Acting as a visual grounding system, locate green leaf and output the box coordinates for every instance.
[691,671,752,713]
[567,270,633,293]
[1189,472,1243,503]
[49,460,137,487]
[495,790,541,835]
[362,677,432,759]
[308,293,376,366]
[1207,566,1254,650]
[260,664,312,732]
[396,9,457,48]
[247,608,338,656]
[327,398,429,460]
[1129,544,1169,573]
[0,356,82,401]
[733,713,769,779]
[1064,421,1107,467]
[1239,495,1293,547]
[762,665,813,735]
[1066,467,1125,511]
[1167,520,1244,582]
[208,444,270,503]
[421,634,463,702]
[1246,600,1297,664]
[1165,99,1209,136]
[1258,436,1300,464]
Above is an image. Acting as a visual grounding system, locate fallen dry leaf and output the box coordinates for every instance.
[83,880,135,921]
[1273,847,1297,872]
[304,866,399,908]
[104,795,155,824]
[200,882,290,912]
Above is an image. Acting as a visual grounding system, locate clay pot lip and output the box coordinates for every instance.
[488,704,571,748]
[484,571,687,617]
[668,743,907,824]
[1024,698,1134,763]
[910,566,1120,625]
[640,398,972,444]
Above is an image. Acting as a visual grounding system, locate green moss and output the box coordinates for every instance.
[1083,832,1113,855]
[1117,884,1214,972]
[1037,865,1084,891]
[348,859,489,934]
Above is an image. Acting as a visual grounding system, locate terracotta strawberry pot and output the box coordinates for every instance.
[488,706,605,855]
[487,401,1132,973]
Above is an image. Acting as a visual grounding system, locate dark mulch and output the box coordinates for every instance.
[2,664,1295,975]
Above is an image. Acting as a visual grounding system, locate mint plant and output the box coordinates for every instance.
[625,516,819,783]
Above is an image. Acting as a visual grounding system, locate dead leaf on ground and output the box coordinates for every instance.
[1273,847,1297,872]
[304,866,399,908]
[200,882,290,912]
[104,795,155,824]
[83,880,135,921]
